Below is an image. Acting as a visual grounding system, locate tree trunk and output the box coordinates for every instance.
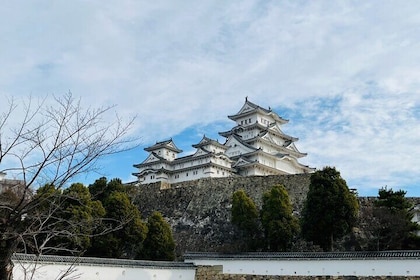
[0,261,13,280]
[0,237,17,280]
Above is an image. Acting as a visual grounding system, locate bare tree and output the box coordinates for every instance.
[0,93,139,280]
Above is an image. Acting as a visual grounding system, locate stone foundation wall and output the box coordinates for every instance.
[195,266,420,280]
[134,174,311,255]
[133,175,420,256]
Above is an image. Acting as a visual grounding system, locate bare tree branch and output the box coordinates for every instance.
[0,92,141,280]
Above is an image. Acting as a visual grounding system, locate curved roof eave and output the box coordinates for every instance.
[228,101,288,124]
[144,139,183,153]
[244,137,306,158]
[192,136,226,149]
[133,152,169,168]
[230,134,259,151]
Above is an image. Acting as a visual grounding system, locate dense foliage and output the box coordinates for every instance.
[231,185,299,251]
[28,183,105,255]
[368,187,420,250]
[87,177,148,259]
[260,184,299,251]
[143,211,176,261]
[231,189,260,249]
[301,167,359,251]
[20,177,176,260]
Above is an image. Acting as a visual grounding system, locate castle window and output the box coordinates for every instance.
[249,118,251,123]
[186,172,188,177]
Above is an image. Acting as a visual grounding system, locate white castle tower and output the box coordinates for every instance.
[133,98,314,184]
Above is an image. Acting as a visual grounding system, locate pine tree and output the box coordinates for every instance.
[260,184,299,251]
[370,187,420,250]
[301,166,359,251]
[143,212,175,261]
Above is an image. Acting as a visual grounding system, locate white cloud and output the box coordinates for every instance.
[286,84,420,195]
[1,1,419,194]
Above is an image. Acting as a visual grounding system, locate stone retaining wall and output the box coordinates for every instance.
[134,174,311,255]
[133,175,420,256]
[195,266,420,280]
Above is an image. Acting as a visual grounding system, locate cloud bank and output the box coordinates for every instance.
[0,1,419,195]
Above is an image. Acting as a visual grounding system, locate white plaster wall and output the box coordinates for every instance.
[189,258,420,277]
[13,262,196,280]
[275,158,300,174]
[257,113,273,126]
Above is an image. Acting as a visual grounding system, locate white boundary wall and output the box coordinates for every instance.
[189,258,420,277]
[12,255,196,280]
[185,251,420,277]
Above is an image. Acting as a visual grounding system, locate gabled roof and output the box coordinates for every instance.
[224,134,259,152]
[231,157,253,168]
[276,154,315,173]
[144,138,183,153]
[191,148,210,157]
[231,150,314,173]
[133,152,167,168]
[265,123,298,141]
[219,125,244,138]
[284,142,305,155]
[244,135,306,158]
[220,122,297,142]
[228,97,288,124]
[192,135,226,149]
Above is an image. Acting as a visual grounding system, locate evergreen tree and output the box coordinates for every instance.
[231,189,260,249]
[143,212,175,261]
[260,184,299,251]
[369,187,420,250]
[301,166,359,251]
[61,183,106,252]
[28,183,105,255]
[89,177,127,202]
[87,178,147,259]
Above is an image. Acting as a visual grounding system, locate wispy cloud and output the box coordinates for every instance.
[1,1,419,195]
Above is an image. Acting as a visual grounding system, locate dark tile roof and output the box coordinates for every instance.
[184,251,420,260]
[13,253,196,269]
[144,139,183,153]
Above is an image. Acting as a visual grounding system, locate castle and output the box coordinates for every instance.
[133,98,314,184]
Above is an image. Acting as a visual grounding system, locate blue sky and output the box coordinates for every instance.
[1,1,419,197]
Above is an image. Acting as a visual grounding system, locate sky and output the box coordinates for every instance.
[1,1,419,197]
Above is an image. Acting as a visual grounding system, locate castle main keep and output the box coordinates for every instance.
[133,98,314,185]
